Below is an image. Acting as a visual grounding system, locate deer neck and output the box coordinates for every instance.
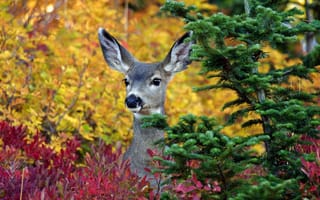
[132,107,164,145]
[133,115,164,137]
[123,109,164,177]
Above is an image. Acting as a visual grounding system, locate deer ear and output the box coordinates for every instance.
[98,28,136,74]
[163,31,194,74]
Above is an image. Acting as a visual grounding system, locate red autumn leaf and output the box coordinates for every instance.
[192,174,203,188]
[175,183,197,194]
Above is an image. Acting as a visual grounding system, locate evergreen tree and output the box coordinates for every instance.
[143,0,320,199]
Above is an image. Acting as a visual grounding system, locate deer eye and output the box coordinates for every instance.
[151,78,161,86]
[123,78,130,86]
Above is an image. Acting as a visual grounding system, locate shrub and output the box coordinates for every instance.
[296,133,320,198]
[0,121,155,200]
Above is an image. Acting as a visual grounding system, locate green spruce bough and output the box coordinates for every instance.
[143,0,320,199]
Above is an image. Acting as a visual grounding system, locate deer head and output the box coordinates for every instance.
[98,28,193,119]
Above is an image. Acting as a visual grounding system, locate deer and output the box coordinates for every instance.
[98,28,193,183]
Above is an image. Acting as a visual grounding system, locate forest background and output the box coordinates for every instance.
[1,0,222,149]
[1,0,319,149]
[0,0,319,199]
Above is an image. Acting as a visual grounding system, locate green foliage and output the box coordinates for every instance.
[141,113,169,130]
[304,45,320,68]
[145,114,270,199]
[230,175,299,200]
[155,0,320,199]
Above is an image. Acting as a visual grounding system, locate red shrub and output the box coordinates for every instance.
[70,143,152,200]
[0,121,155,200]
[0,122,26,149]
[162,173,221,200]
[296,133,320,198]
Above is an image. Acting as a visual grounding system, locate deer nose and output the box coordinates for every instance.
[125,94,142,109]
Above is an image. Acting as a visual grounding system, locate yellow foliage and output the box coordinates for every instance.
[0,0,318,151]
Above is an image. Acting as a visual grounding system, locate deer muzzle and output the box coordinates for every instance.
[125,94,143,112]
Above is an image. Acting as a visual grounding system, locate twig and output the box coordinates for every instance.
[55,61,88,129]
[217,164,227,200]
[20,168,25,200]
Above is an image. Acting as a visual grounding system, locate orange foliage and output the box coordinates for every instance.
[0,0,318,150]
[0,0,216,149]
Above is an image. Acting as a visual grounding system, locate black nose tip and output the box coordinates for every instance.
[125,94,142,109]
